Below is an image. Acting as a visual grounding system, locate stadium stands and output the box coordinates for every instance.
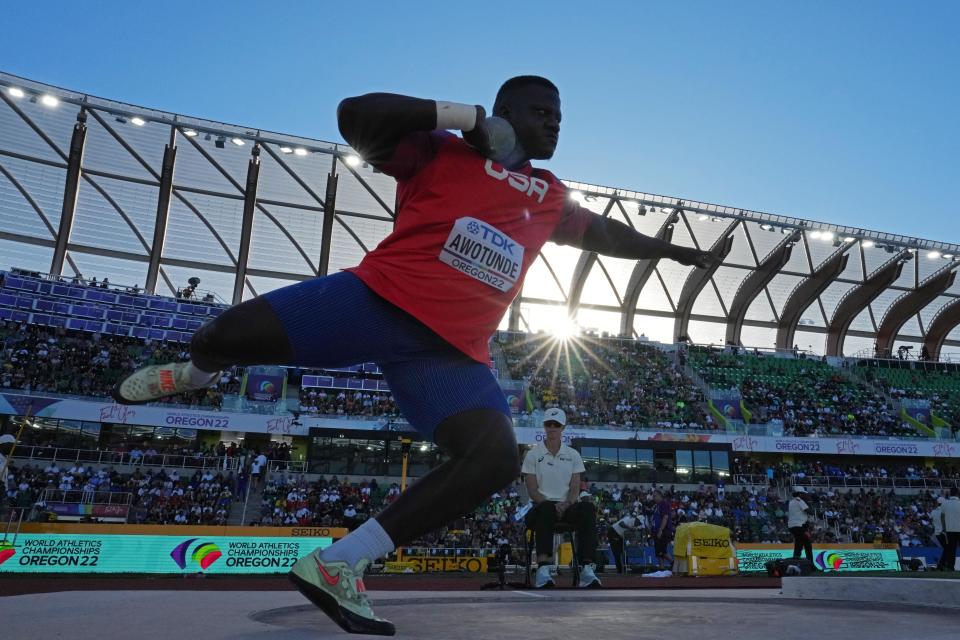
[857,360,960,433]
[5,461,234,525]
[690,346,918,438]
[496,332,711,429]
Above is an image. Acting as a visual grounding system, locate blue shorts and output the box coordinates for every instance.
[262,271,510,440]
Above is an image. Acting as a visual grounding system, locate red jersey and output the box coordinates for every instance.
[348,132,592,363]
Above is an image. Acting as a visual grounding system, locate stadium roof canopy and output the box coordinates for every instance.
[2,71,959,359]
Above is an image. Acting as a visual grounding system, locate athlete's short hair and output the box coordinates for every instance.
[493,76,559,112]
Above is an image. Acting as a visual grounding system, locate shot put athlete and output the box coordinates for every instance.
[113,75,717,635]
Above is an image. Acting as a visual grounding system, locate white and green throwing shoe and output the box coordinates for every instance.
[289,551,395,636]
[112,362,219,405]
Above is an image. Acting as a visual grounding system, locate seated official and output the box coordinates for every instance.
[522,408,600,588]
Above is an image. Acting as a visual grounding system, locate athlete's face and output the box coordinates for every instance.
[496,85,561,160]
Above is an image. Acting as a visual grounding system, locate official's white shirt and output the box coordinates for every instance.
[788,497,809,528]
[521,442,584,502]
[943,497,960,533]
[612,515,642,538]
[932,506,943,535]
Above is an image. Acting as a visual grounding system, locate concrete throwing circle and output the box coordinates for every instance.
[252,594,959,640]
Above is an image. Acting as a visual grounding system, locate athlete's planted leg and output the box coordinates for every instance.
[289,409,519,636]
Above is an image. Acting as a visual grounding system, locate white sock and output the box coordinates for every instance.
[185,361,218,386]
[321,518,395,567]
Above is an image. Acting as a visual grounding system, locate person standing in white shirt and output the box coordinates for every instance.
[788,487,814,565]
[931,497,946,570]
[940,488,960,571]
[608,512,643,574]
[521,408,600,588]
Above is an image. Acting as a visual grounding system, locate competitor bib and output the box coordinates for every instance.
[439,217,525,293]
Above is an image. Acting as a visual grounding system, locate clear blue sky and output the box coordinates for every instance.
[3,1,958,243]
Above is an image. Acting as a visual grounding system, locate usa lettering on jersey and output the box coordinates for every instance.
[439,217,525,293]
[484,160,549,203]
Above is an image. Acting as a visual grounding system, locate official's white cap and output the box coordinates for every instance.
[543,407,567,426]
[792,486,807,494]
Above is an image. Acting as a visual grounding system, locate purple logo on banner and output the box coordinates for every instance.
[904,400,930,425]
[499,380,528,415]
[246,373,284,402]
[710,389,743,421]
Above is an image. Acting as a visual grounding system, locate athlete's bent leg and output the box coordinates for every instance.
[113,272,385,405]
[189,297,293,371]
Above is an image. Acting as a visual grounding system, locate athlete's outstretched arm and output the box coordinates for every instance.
[552,204,718,268]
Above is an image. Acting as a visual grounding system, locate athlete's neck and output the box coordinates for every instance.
[502,141,528,171]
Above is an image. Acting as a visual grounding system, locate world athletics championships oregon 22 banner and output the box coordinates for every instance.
[0,534,332,574]
[736,545,901,573]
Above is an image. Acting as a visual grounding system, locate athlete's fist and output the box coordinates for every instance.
[462,107,518,165]
[675,246,719,269]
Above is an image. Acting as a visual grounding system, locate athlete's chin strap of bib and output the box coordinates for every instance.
[374,408,520,546]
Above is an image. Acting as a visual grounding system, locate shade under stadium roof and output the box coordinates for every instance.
[1,71,959,359]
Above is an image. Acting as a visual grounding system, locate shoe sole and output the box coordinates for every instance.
[289,571,395,636]
[111,380,149,406]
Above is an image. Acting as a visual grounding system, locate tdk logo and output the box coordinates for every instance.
[477,224,517,255]
[484,160,549,203]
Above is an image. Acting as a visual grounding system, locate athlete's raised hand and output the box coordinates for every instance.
[674,246,720,269]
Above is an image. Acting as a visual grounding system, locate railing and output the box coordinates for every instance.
[732,474,770,486]
[12,446,238,471]
[787,474,960,491]
[41,489,132,507]
[266,460,307,474]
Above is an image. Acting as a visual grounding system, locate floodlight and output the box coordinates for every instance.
[183,129,199,137]
[8,87,25,98]
[862,240,875,248]
[927,251,941,260]
[130,116,145,126]
[280,146,293,154]
[820,231,834,241]
[40,94,59,107]
[230,137,245,146]
[294,148,309,156]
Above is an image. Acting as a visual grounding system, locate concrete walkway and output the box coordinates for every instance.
[3,587,958,640]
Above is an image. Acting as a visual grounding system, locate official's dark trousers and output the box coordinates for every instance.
[607,527,625,573]
[525,501,598,564]
[942,531,959,572]
[934,532,948,570]
[789,525,814,563]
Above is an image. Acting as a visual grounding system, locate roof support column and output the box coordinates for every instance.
[231,145,260,304]
[50,111,87,276]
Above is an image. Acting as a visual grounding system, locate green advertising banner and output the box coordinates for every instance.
[0,534,332,574]
[737,547,901,573]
